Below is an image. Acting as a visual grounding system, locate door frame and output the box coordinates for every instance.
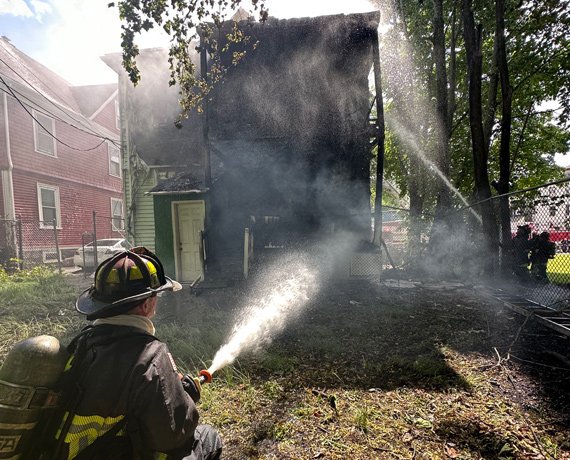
[171,200,206,283]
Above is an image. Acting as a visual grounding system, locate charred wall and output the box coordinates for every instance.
[208,12,378,247]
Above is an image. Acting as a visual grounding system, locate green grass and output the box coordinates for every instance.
[547,253,570,284]
[0,267,82,364]
[1,272,568,459]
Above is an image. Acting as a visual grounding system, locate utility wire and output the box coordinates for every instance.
[0,63,120,147]
[448,177,570,217]
[0,56,111,140]
[0,75,108,152]
[0,85,120,148]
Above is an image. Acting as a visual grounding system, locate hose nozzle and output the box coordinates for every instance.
[198,369,212,385]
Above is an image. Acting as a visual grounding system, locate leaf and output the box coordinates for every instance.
[444,443,460,458]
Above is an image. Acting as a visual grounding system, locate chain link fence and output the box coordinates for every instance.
[0,212,127,272]
[506,180,570,309]
[375,179,570,310]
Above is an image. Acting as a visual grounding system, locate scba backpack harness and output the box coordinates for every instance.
[0,329,157,459]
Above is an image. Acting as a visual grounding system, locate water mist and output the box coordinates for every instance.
[207,255,319,376]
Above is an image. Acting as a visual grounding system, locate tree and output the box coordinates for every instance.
[111,0,267,121]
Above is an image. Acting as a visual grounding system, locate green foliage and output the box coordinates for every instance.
[378,0,569,219]
[112,0,267,121]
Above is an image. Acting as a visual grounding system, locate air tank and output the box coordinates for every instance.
[0,335,68,459]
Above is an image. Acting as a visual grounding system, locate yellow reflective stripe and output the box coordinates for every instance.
[154,453,168,460]
[56,412,125,460]
[63,354,74,371]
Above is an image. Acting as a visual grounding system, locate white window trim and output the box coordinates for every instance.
[32,109,57,157]
[108,141,121,178]
[111,197,124,231]
[37,183,62,229]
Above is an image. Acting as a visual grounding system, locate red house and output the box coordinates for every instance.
[0,37,123,266]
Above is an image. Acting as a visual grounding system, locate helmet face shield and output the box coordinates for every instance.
[76,247,182,320]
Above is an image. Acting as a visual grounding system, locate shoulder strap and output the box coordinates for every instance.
[53,327,160,460]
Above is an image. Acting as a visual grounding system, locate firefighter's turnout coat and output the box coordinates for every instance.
[52,320,199,459]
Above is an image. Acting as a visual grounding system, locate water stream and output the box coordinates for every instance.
[207,257,319,375]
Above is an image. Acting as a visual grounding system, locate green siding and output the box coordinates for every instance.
[133,174,156,250]
[153,193,206,278]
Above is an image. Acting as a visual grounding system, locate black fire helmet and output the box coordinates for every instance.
[76,247,182,320]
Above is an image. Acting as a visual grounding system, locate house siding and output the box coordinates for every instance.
[91,96,119,135]
[7,96,121,190]
[12,173,123,248]
[133,172,156,250]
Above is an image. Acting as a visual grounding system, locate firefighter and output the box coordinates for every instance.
[48,247,222,459]
[530,231,556,283]
[511,224,532,282]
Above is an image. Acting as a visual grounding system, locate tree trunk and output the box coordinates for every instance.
[495,0,513,275]
[432,0,451,218]
[462,0,498,275]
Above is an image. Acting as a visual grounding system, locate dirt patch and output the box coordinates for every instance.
[153,277,570,459]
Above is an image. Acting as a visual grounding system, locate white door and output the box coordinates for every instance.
[175,201,205,283]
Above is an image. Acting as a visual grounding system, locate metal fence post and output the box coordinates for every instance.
[16,215,23,270]
[244,227,250,279]
[52,219,61,274]
[93,210,98,267]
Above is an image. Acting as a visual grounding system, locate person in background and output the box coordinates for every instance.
[530,231,556,283]
[511,224,532,283]
[47,247,222,460]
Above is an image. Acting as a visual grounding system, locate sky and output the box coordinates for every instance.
[0,0,376,86]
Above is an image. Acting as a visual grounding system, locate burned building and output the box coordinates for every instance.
[105,11,380,283]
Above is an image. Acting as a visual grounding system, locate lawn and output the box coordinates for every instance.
[548,253,570,284]
[1,270,569,459]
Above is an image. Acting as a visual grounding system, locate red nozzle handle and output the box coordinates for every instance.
[198,369,212,384]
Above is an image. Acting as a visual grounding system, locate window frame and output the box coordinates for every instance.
[32,110,57,157]
[108,141,121,178]
[37,183,61,229]
[110,197,124,231]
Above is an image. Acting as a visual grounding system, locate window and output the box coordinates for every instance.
[33,110,56,156]
[111,198,124,231]
[115,100,120,130]
[37,184,61,228]
[108,142,121,177]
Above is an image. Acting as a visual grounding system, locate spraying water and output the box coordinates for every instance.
[207,255,319,375]
[388,117,482,224]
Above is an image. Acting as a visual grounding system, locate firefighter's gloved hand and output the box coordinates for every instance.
[181,374,201,403]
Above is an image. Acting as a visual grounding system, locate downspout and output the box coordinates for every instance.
[2,92,15,220]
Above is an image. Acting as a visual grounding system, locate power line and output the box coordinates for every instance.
[0,59,120,146]
[0,85,120,148]
[0,75,109,152]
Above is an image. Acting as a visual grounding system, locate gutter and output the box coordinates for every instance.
[146,188,209,195]
[1,92,15,220]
